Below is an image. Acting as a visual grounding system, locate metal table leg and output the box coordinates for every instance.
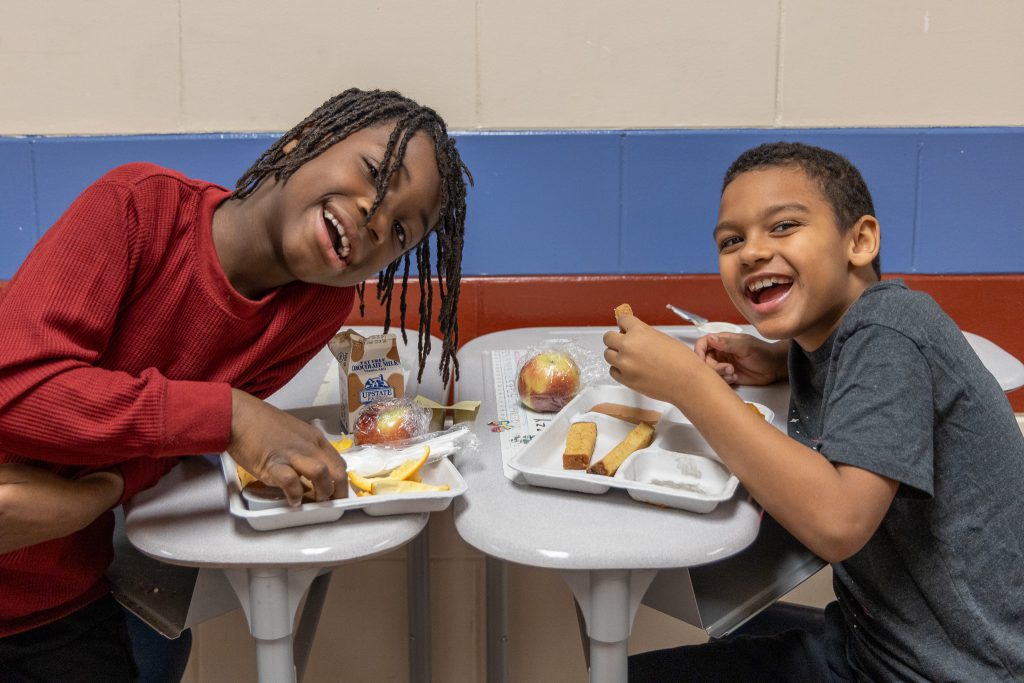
[223,566,320,683]
[408,531,431,683]
[562,569,658,683]
[486,556,509,683]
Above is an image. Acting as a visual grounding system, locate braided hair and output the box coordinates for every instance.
[233,88,472,385]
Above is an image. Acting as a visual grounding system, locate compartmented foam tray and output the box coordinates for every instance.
[508,386,772,513]
[220,450,468,531]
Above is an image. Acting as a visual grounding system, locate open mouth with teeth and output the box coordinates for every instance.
[747,276,793,305]
[324,207,351,261]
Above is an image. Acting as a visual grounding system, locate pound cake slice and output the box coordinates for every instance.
[587,421,655,476]
[563,421,598,469]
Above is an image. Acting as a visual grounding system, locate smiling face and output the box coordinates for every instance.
[278,123,442,287]
[714,166,879,350]
[221,122,442,296]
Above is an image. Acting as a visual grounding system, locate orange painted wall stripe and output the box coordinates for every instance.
[2,275,1021,410]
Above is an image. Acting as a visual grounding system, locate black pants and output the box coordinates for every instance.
[629,602,854,683]
[0,595,138,682]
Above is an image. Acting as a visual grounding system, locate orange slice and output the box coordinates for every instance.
[347,469,376,494]
[385,446,430,482]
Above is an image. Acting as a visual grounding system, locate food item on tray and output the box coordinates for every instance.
[746,402,766,418]
[353,397,431,445]
[517,350,582,412]
[590,402,663,425]
[328,329,406,433]
[235,435,353,499]
[359,479,450,496]
[614,302,634,331]
[587,421,655,476]
[563,421,598,470]
[347,446,448,496]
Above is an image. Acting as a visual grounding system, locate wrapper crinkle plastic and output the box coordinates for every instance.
[353,397,432,445]
[515,339,604,413]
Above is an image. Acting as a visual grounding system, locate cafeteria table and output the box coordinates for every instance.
[112,328,446,683]
[451,325,1024,683]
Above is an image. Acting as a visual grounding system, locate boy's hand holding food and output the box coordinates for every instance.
[228,389,347,507]
[694,332,789,386]
[0,463,124,554]
[604,310,703,404]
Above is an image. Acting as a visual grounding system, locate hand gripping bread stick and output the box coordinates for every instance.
[563,421,598,470]
[614,303,634,332]
[587,421,655,476]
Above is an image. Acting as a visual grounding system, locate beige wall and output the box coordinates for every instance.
[2,0,1024,135]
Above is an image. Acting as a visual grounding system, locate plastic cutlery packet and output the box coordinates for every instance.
[340,423,480,477]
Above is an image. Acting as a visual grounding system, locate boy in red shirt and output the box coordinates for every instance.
[0,88,471,681]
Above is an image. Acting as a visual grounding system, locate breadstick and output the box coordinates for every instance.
[587,421,655,476]
[563,421,598,470]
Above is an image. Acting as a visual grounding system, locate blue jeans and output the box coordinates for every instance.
[123,607,193,683]
[628,602,853,683]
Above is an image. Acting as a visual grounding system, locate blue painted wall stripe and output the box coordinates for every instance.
[1,129,1022,279]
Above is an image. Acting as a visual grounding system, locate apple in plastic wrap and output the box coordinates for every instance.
[517,351,582,412]
[353,398,429,445]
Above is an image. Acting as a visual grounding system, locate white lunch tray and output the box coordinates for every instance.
[508,385,772,514]
[220,451,468,531]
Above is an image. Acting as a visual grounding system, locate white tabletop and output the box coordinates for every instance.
[125,327,448,569]
[125,456,427,568]
[450,324,1023,572]
[452,326,780,571]
[964,331,1024,392]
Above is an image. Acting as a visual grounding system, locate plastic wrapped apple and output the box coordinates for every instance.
[353,398,431,445]
[517,351,582,412]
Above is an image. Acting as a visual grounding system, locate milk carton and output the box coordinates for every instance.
[327,330,405,433]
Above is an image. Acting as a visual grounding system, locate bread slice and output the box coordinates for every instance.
[563,421,598,469]
[587,421,655,476]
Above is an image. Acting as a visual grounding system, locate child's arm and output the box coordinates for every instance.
[0,179,230,470]
[0,463,124,554]
[694,332,788,386]
[227,389,347,506]
[605,314,899,563]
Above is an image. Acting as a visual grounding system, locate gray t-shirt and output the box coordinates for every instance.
[788,279,1024,681]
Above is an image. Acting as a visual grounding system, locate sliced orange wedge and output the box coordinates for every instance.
[386,446,431,482]
[347,469,376,494]
[330,436,354,452]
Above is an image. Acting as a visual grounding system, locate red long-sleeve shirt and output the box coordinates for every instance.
[0,163,355,636]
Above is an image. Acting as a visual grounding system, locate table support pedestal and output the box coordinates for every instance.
[407,531,431,683]
[561,569,658,683]
[224,566,321,683]
[486,556,510,682]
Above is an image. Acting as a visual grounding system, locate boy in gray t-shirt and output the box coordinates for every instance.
[606,142,1024,681]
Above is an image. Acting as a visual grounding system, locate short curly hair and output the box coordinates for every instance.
[722,142,881,278]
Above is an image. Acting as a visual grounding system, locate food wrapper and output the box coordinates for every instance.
[412,396,482,432]
[328,329,405,432]
[341,423,482,477]
[353,397,432,445]
[515,339,604,413]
